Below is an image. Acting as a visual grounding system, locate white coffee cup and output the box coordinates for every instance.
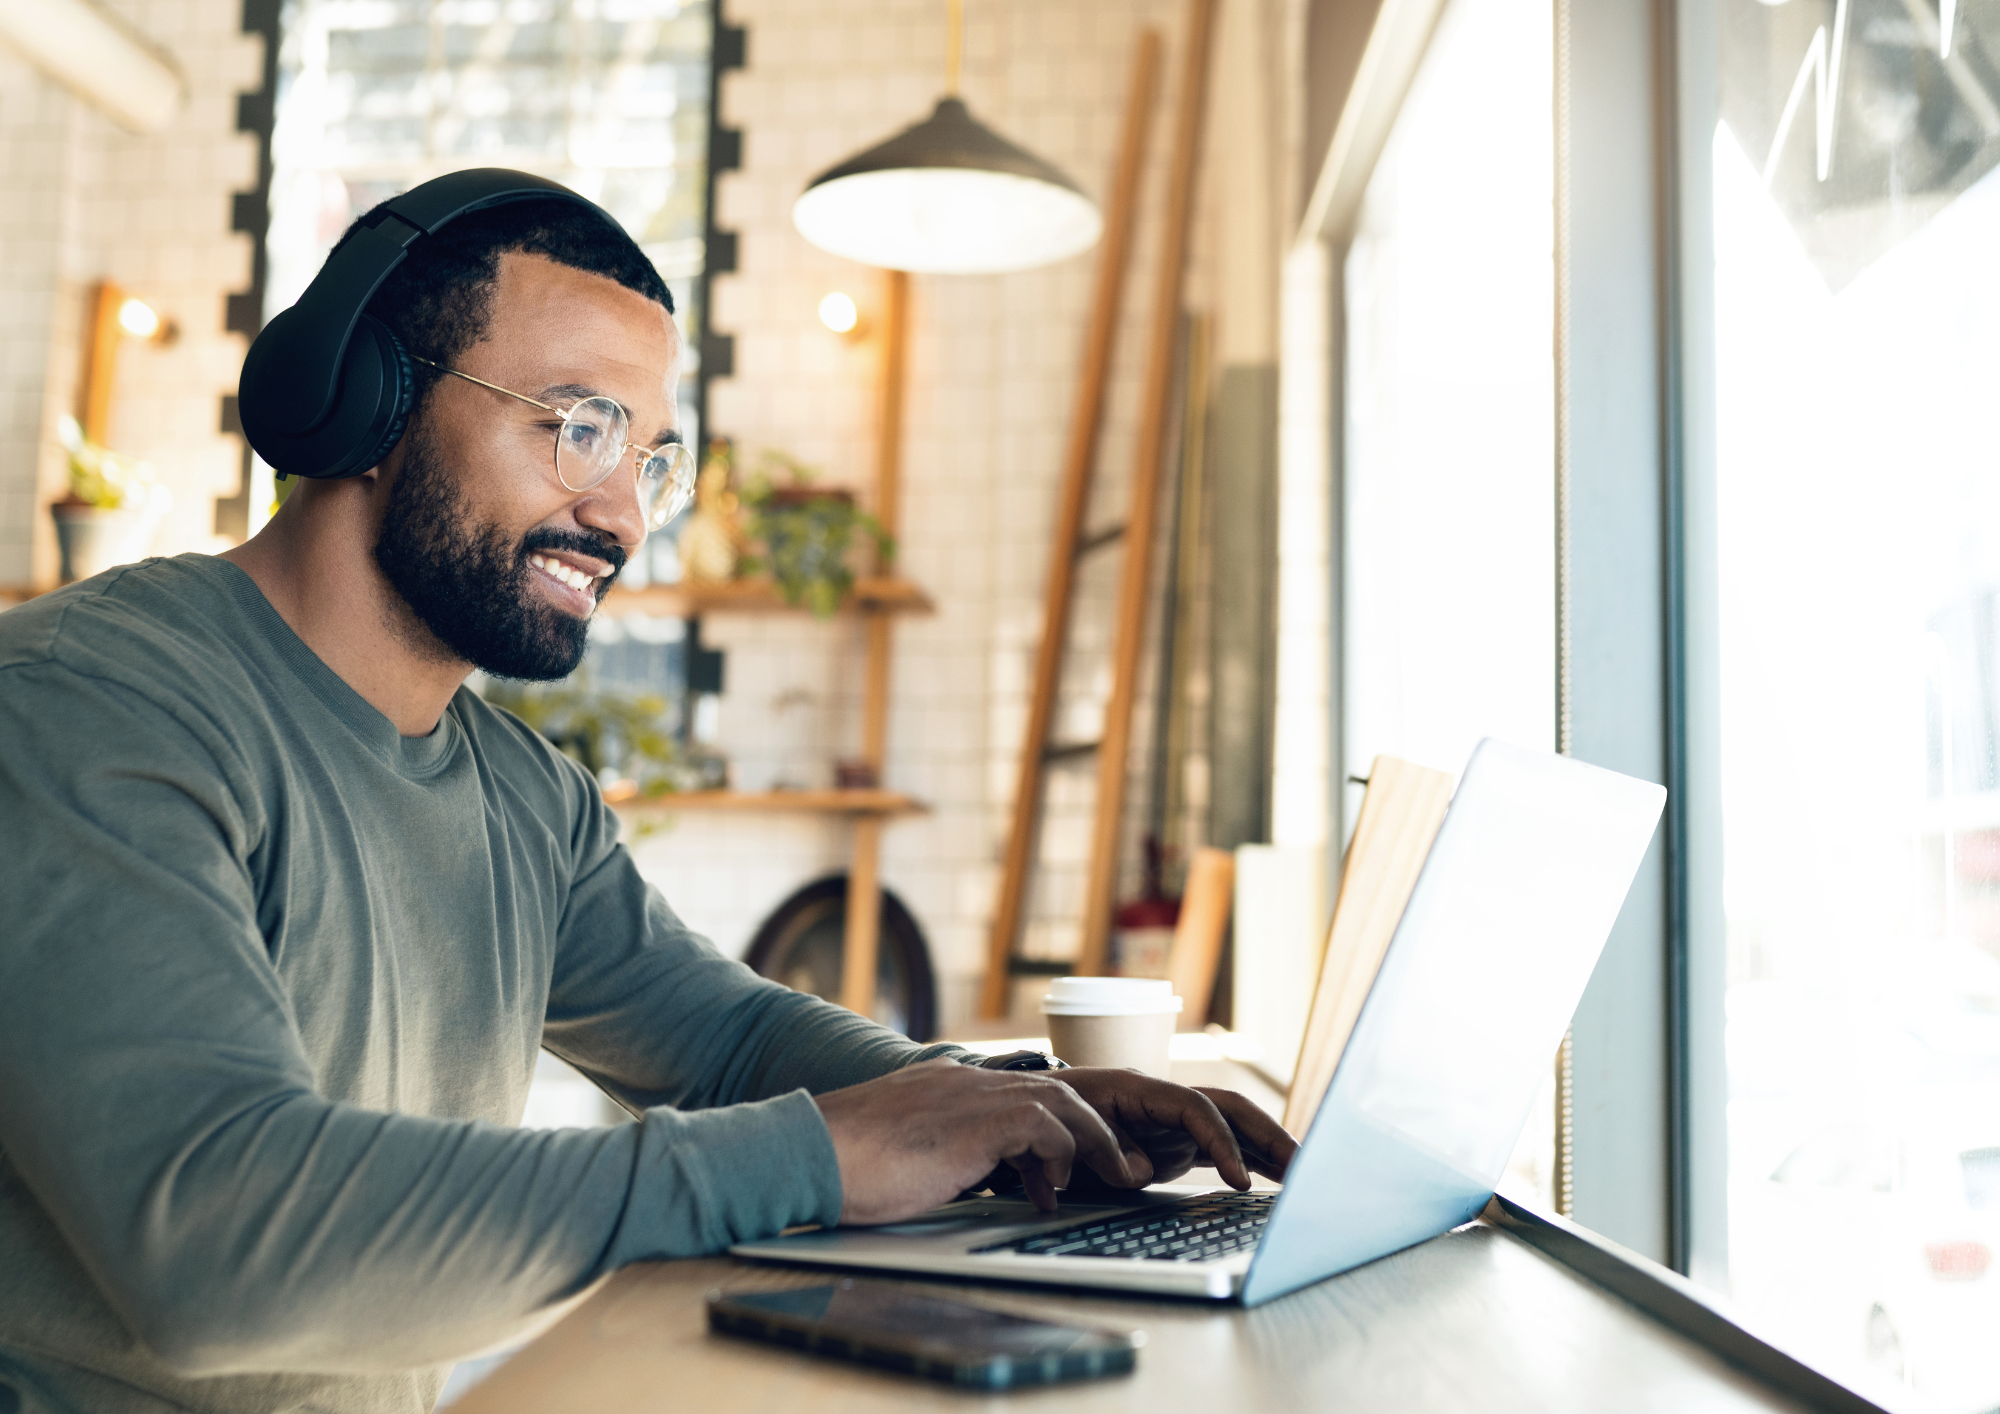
[1041,977,1183,1079]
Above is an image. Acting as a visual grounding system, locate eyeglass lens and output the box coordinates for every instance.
[554,397,697,532]
[638,447,697,531]
[554,398,626,494]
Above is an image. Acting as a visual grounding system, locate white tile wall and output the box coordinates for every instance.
[0,1,261,587]
[0,0,1313,1039]
[629,0,1207,1030]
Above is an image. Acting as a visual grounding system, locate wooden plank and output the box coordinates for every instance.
[978,29,1163,1019]
[610,789,927,817]
[840,267,910,1020]
[860,616,892,767]
[1283,756,1453,1134]
[81,281,124,445]
[1077,0,1219,979]
[1165,846,1233,1027]
[841,817,885,1015]
[873,269,907,558]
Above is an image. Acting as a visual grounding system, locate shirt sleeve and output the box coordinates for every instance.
[540,777,978,1112]
[0,662,851,1379]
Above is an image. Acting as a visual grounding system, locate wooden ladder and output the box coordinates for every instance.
[978,0,1216,1018]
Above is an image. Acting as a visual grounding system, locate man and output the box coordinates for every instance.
[0,187,1295,1413]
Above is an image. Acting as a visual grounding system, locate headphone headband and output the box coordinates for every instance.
[239,168,613,479]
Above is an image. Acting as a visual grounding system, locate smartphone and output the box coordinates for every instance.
[705,1280,1142,1389]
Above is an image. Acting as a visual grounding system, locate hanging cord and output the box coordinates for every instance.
[945,0,963,94]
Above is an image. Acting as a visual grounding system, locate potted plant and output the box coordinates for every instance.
[739,451,894,618]
[51,416,169,582]
[481,671,700,800]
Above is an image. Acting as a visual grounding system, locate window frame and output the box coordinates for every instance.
[1297,0,1728,1277]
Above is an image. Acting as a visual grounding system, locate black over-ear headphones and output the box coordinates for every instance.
[239,168,611,481]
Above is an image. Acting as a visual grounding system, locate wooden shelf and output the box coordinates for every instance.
[610,788,929,818]
[602,576,934,617]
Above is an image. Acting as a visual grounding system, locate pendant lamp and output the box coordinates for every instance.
[791,0,1102,274]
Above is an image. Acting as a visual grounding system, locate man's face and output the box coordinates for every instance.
[373,251,681,680]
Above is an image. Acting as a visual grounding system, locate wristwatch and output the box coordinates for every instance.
[975,1049,1069,1072]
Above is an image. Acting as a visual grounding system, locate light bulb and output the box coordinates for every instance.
[818,292,860,333]
[117,297,161,339]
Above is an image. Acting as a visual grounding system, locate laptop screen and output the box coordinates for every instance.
[1337,740,1667,1181]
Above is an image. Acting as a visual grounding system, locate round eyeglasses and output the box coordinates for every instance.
[413,357,697,532]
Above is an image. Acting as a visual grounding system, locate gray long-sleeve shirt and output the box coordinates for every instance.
[0,555,965,1414]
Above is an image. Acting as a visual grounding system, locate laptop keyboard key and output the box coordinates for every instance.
[978,1191,1276,1263]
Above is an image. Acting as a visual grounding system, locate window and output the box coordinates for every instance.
[1340,0,1556,1201]
[263,0,715,532]
[1710,0,2000,1403]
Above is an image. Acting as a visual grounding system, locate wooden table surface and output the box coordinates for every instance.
[449,1049,1829,1414]
[449,1216,1812,1414]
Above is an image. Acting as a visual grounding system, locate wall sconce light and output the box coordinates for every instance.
[818,291,864,338]
[116,296,177,344]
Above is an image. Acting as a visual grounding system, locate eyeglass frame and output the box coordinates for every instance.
[410,355,694,529]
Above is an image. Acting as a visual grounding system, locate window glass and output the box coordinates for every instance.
[1341,0,1555,1201]
[265,0,713,460]
[1713,0,2000,1405]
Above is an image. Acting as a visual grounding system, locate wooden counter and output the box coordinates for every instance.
[448,1052,1896,1414]
[449,1212,1837,1414]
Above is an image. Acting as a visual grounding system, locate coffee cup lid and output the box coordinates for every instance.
[1040,976,1184,1016]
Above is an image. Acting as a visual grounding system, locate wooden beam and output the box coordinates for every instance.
[841,818,886,1015]
[861,614,892,767]
[978,29,1163,1019]
[80,281,126,446]
[873,269,908,557]
[842,267,910,1018]
[1077,0,1218,979]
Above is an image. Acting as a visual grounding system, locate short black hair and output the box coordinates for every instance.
[334,195,674,409]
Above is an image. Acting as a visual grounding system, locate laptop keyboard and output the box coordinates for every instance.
[974,1191,1278,1263]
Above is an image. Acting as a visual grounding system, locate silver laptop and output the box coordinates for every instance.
[733,739,1665,1307]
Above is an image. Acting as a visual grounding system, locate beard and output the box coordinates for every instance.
[373,426,625,682]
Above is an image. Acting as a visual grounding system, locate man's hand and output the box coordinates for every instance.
[811,1060,1300,1227]
[1052,1068,1298,1195]
[812,1059,1147,1223]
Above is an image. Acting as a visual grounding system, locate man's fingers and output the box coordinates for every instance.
[1137,1087,1250,1189]
[1109,1119,1156,1187]
[1195,1087,1300,1180]
[1002,1097,1080,1192]
[1006,1152,1061,1211]
[1016,1077,1140,1188]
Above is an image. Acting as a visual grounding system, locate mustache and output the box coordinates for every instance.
[520,528,628,590]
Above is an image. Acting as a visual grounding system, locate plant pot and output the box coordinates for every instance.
[51,503,154,583]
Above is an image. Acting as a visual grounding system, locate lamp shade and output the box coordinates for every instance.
[793,97,1102,274]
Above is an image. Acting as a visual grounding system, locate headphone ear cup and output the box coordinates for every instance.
[359,319,416,471]
[240,312,415,479]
